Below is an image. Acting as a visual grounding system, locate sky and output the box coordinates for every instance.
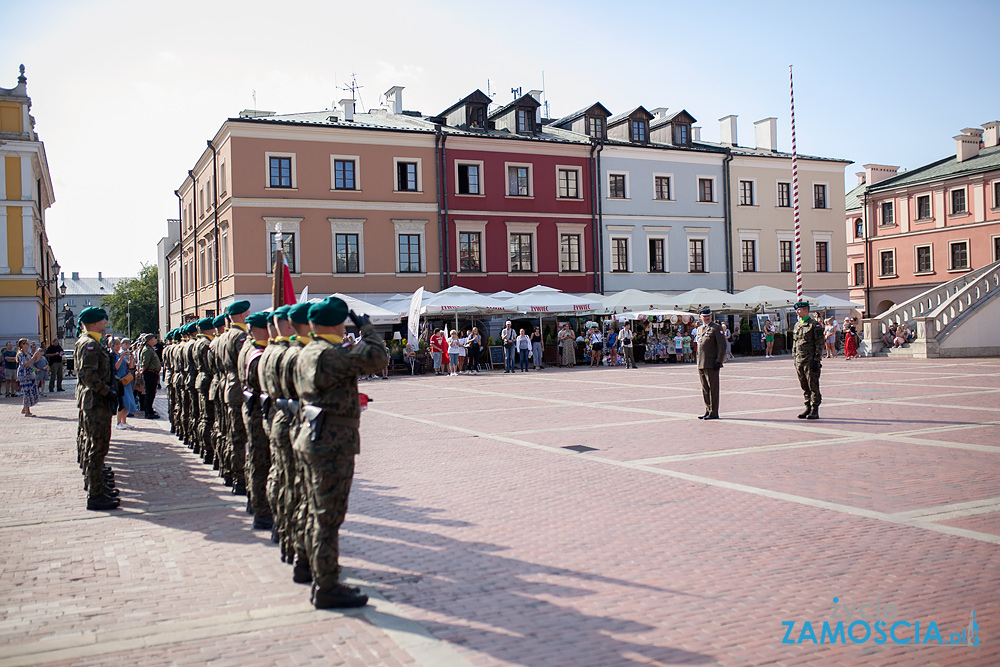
[3,0,998,278]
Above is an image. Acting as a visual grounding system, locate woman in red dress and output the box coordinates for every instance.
[844,317,859,359]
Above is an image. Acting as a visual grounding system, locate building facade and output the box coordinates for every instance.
[845,123,1000,315]
[0,66,59,343]
[61,272,128,339]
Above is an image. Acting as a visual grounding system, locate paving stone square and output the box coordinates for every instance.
[1,356,997,666]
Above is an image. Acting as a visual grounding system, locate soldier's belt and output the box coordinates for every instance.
[242,390,259,410]
[260,392,270,415]
[301,405,359,442]
[274,397,288,413]
[287,399,299,417]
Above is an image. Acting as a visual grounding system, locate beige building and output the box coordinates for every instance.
[716,116,850,296]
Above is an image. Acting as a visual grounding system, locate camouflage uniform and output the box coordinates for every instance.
[184,337,200,452]
[208,331,227,472]
[792,315,825,415]
[259,336,290,549]
[239,336,272,520]
[293,324,387,595]
[162,339,174,433]
[219,323,248,490]
[281,336,310,572]
[193,332,216,464]
[75,332,114,500]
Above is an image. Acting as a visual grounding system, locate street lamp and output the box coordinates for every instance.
[127,299,132,339]
[37,260,61,342]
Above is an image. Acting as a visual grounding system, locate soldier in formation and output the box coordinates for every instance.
[75,307,120,511]
[792,300,825,420]
[239,310,274,530]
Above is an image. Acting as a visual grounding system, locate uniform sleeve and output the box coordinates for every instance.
[77,346,110,395]
[714,327,728,365]
[314,324,389,386]
[813,324,826,360]
[247,354,264,392]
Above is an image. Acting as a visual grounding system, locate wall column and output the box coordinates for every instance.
[21,204,34,273]
[0,209,9,274]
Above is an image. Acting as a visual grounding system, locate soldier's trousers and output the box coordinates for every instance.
[187,385,201,450]
[226,402,247,487]
[796,365,822,410]
[83,405,112,498]
[268,409,296,560]
[243,402,272,516]
[300,431,357,591]
[198,393,216,462]
[77,411,86,468]
[291,430,310,567]
[698,367,721,416]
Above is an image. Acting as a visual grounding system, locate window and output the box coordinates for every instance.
[916,195,931,220]
[995,235,1000,261]
[995,182,1000,209]
[742,239,756,272]
[334,159,356,190]
[612,238,629,272]
[459,232,482,272]
[507,165,530,196]
[560,234,581,272]
[586,116,604,139]
[269,156,292,188]
[673,124,689,145]
[813,184,827,209]
[631,120,647,143]
[739,180,754,206]
[509,233,533,272]
[951,188,967,214]
[220,161,227,195]
[654,176,671,201]
[468,104,486,129]
[815,241,829,272]
[199,247,206,286]
[779,240,793,272]
[698,178,714,202]
[949,240,969,270]
[220,228,229,276]
[335,233,360,273]
[558,168,580,199]
[854,218,864,239]
[777,182,791,208]
[397,161,419,191]
[516,108,534,133]
[457,163,481,195]
[398,234,422,272]
[609,174,627,199]
[854,263,865,286]
[270,233,296,273]
[879,250,895,277]
[915,245,932,274]
[689,239,705,273]
[649,238,665,272]
[881,202,894,226]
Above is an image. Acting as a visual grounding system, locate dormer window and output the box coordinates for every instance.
[516,108,535,133]
[673,124,690,145]
[586,116,605,139]
[631,120,647,143]
[468,104,486,129]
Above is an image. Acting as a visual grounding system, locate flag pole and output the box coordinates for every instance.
[789,64,803,300]
[272,227,284,309]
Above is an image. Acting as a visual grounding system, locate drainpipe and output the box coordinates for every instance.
[434,127,445,290]
[187,169,200,319]
[595,140,605,294]
[174,189,182,325]
[589,140,598,293]
[207,139,221,316]
[722,149,734,293]
[441,131,450,288]
[862,191,872,316]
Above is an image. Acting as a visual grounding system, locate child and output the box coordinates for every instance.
[682,328,693,363]
[673,330,684,363]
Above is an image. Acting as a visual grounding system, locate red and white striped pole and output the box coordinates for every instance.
[789,65,803,300]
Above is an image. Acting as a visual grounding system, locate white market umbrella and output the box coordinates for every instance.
[380,291,437,317]
[489,290,517,300]
[614,309,691,321]
[736,285,818,310]
[813,294,864,310]
[601,289,686,313]
[420,285,515,315]
[328,293,401,325]
[507,285,602,315]
[669,288,752,312]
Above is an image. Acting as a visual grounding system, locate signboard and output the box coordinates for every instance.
[489,346,505,369]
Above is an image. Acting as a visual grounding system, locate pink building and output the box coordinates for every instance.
[845,123,1000,315]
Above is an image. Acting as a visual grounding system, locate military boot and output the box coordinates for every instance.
[312,584,368,609]
[252,514,274,531]
[292,557,312,584]
[797,407,811,419]
[87,495,121,511]
[806,407,820,420]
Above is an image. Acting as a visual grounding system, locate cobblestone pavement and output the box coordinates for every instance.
[1,356,997,666]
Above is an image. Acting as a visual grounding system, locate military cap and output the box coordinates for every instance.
[288,302,312,325]
[269,305,291,322]
[698,306,712,316]
[226,300,251,316]
[197,317,215,331]
[213,315,227,328]
[308,297,349,326]
[78,306,108,324]
[794,300,810,309]
[184,323,199,335]
[245,311,270,329]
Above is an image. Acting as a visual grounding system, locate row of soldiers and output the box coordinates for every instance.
[163,297,387,609]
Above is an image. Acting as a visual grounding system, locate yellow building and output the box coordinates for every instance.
[0,65,59,343]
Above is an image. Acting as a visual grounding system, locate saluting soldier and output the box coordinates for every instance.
[293,297,387,609]
[75,307,120,511]
[695,306,728,420]
[260,306,292,547]
[239,311,274,529]
[192,318,218,464]
[281,302,314,578]
[792,300,825,420]
[219,300,251,493]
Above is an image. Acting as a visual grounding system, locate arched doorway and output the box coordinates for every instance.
[875,300,895,315]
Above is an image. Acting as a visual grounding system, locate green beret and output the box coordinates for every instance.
[198,317,215,331]
[288,302,312,325]
[78,307,108,324]
[308,297,349,326]
[213,315,227,328]
[226,300,251,316]
[183,323,196,335]
[245,311,270,329]
[794,300,810,309]
[270,305,291,322]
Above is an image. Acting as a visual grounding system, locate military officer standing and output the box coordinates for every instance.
[792,300,825,419]
[293,297,387,608]
[208,315,229,474]
[260,306,292,547]
[220,301,251,493]
[240,311,274,529]
[695,306,728,420]
[75,307,120,511]
[282,302,314,578]
[193,318,218,464]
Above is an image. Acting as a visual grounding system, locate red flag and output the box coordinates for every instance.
[281,255,297,305]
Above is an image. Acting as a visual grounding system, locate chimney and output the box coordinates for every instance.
[754,117,778,151]
[98,271,102,280]
[72,271,79,280]
[719,115,738,146]
[955,127,983,162]
[856,172,867,186]
[339,98,355,122]
[384,86,404,114]
[981,121,999,148]
[863,164,899,185]
[692,126,701,141]
[651,107,669,119]
[528,89,543,125]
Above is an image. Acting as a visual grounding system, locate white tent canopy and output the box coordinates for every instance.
[379,291,437,316]
[506,285,602,314]
[668,288,755,312]
[328,293,401,325]
[599,289,683,313]
[613,309,692,321]
[735,286,818,310]
[813,294,864,310]
[489,290,517,300]
[419,285,514,315]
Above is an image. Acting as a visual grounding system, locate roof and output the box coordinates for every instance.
[845,182,866,212]
[607,106,653,128]
[487,93,540,120]
[436,89,492,119]
[698,139,852,163]
[63,275,127,297]
[552,102,612,128]
[867,144,1000,192]
[234,108,438,133]
[650,109,697,129]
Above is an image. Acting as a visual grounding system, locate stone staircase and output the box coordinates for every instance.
[862,259,1000,358]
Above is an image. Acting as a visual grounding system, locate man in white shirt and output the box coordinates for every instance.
[619,321,636,369]
[500,321,517,374]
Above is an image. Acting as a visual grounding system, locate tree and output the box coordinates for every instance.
[101,264,159,339]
